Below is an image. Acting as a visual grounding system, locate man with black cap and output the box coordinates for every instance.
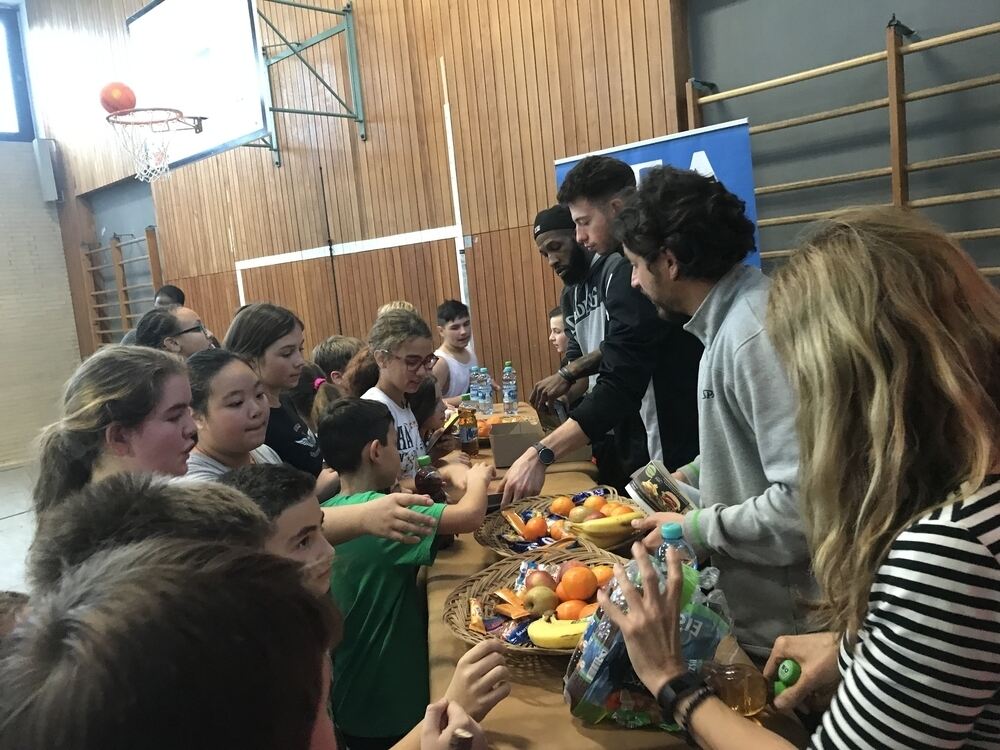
[529,204,642,490]
[501,157,702,506]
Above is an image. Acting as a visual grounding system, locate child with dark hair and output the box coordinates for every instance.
[288,361,329,433]
[221,464,334,596]
[154,283,185,307]
[343,346,380,398]
[432,299,479,406]
[224,303,324,478]
[317,398,496,749]
[313,335,365,387]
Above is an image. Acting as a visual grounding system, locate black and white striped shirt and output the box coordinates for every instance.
[811,479,1000,749]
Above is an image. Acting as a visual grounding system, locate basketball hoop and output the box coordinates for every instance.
[106,108,205,182]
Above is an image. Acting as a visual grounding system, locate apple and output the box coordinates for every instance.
[525,570,557,591]
[568,506,592,523]
[523,585,560,615]
[555,560,587,583]
[583,510,604,521]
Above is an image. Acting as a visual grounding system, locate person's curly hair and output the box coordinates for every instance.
[612,166,756,281]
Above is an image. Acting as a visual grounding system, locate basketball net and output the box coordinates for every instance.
[106,108,202,182]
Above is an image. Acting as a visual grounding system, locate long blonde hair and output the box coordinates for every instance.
[767,206,1000,637]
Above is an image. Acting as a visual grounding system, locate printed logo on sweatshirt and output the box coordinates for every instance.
[568,286,601,329]
[702,389,715,399]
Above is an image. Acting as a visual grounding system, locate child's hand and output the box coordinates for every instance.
[437,449,472,467]
[421,699,487,750]
[439,464,470,493]
[466,463,495,488]
[444,640,511,721]
[364,493,437,543]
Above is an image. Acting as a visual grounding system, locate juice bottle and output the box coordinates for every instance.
[414,455,448,503]
[458,394,479,457]
[701,662,768,716]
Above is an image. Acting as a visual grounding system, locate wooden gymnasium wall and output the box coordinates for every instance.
[25,0,689,388]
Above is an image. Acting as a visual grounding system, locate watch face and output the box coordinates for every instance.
[535,444,555,465]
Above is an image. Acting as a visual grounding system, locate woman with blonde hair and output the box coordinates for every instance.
[33,346,197,513]
[602,207,1000,749]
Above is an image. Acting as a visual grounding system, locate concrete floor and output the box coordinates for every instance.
[0,465,35,593]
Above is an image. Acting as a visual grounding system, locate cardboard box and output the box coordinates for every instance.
[489,421,592,468]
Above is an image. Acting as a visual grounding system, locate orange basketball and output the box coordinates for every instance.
[100,82,136,114]
[549,496,575,517]
[591,565,615,589]
[556,599,588,620]
[560,566,598,601]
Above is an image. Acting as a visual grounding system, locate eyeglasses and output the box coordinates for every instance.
[172,323,208,337]
[379,350,439,372]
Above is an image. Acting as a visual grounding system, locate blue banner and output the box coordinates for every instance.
[554,119,760,266]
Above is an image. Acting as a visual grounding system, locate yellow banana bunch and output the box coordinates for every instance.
[527,615,589,649]
[565,511,643,549]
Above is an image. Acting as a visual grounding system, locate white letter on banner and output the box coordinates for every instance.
[630,159,662,184]
[689,151,716,178]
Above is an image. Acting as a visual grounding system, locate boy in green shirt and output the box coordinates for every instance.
[318,398,494,749]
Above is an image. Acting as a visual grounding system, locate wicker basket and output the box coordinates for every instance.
[474,486,644,557]
[442,541,623,657]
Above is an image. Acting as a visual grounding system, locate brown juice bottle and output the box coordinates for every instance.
[458,394,479,457]
[414,455,448,503]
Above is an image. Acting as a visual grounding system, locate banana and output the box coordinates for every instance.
[527,615,589,649]
[565,511,643,548]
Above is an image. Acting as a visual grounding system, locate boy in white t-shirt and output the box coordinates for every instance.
[432,300,479,406]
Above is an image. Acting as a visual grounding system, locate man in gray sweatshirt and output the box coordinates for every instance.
[615,165,816,661]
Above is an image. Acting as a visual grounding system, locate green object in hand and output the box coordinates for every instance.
[778,659,801,687]
[773,680,787,697]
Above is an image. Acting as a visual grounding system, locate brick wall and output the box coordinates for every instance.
[0,141,80,468]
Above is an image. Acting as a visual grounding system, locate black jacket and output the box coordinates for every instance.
[569,252,702,472]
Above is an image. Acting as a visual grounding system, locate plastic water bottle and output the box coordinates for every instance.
[656,523,698,569]
[502,361,518,415]
[479,367,494,415]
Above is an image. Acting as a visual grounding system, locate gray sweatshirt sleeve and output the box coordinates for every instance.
[681,332,809,566]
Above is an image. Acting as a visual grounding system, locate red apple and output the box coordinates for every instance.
[525,570,557,591]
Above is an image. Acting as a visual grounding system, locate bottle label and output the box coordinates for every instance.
[459,425,478,443]
[503,384,517,403]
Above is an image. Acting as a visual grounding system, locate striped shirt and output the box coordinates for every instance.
[811,479,1000,749]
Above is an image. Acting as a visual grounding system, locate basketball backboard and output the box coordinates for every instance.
[125,0,273,169]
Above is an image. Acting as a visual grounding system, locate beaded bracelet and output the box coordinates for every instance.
[678,685,714,736]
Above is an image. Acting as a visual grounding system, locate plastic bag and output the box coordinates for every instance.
[563,555,733,730]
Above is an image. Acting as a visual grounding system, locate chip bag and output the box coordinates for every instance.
[563,555,732,730]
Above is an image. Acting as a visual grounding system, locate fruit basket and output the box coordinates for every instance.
[473,486,646,557]
[442,542,623,657]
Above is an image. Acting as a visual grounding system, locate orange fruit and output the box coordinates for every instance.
[555,581,570,602]
[579,602,599,618]
[582,495,607,512]
[522,515,548,542]
[591,565,615,589]
[600,502,622,517]
[560,566,599,601]
[611,505,636,517]
[550,520,574,541]
[549,496,575,517]
[556,599,588,620]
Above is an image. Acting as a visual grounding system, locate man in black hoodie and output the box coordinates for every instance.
[502,156,702,505]
[529,203,643,491]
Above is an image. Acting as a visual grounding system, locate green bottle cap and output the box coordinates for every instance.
[778,659,801,687]
[660,522,683,540]
[417,455,432,468]
[504,360,512,367]
[773,680,787,697]
[461,393,471,401]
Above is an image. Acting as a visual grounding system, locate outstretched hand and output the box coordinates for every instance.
[365,493,437,543]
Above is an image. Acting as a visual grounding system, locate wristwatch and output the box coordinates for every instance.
[656,672,708,719]
[532,442,555,466]
[557,366,577,384]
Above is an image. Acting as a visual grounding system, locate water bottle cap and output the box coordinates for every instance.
[504,360,512,367]
[460,393,471,401]
[480,367,488,373]
[417,455,432,468]
[660,522,683,540]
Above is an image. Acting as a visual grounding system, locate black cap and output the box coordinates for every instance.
[532,204,575,239]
